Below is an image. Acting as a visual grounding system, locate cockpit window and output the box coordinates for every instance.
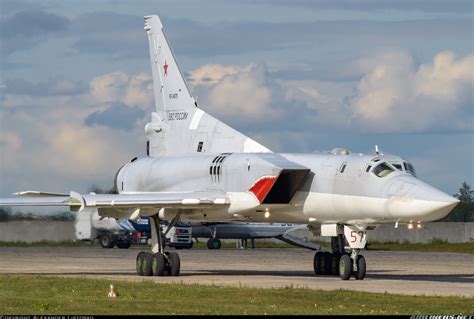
[373,162,394,178]
[403,162,416,176]
[392,163,403,171]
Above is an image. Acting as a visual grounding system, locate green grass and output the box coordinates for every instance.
[0,275,472,315]
[367,240,474,254]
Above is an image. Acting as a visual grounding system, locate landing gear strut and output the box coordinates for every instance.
[206,226,222,249]
[136,214,181,276]
[313,229,367,280]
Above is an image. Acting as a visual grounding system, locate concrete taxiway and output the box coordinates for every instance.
[0,246,472,297]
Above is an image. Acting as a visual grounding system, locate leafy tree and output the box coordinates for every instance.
[457,182,473,203]
[438,182,474,222]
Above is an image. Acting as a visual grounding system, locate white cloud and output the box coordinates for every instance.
[191,64,277,120]
[124,72,154,110]
[189,64,253,86]
[350,50,473,132]
[187,51,473,134]
[90,71,129,103]
[283,81,349,128]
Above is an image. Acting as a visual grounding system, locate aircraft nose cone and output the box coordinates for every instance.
[408,181,457,203]
[410,183,459,220]
[386,177,460,222]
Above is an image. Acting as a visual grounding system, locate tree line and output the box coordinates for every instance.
[437,182,474,222]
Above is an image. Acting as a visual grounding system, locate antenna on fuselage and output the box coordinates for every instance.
[375,145,380,155]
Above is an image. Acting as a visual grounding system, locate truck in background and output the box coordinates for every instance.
[74,208,193,249]
[129,217,194,249]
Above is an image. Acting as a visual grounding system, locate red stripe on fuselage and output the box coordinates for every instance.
[249,176,277,203]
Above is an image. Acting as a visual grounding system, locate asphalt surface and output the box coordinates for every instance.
[0,246,472,297]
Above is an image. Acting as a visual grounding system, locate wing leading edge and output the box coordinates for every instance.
[0,191,230,219]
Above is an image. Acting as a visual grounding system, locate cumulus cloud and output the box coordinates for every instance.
[124,73,154,110]
[350,50,473,132]
[90,71,129,103]
[189,63,349,132]
[188,50,473,135]
[189,64,253,86]
[90,71,153,111]
[191,64,277,120]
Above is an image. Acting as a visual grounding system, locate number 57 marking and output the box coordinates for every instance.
[350,231,365,243]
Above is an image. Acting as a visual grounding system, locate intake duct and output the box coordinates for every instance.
[262,169,309,204]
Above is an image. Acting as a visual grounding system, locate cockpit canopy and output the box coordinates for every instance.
[367,158,416,178]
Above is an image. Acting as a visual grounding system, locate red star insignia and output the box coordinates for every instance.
[163,61,168,76]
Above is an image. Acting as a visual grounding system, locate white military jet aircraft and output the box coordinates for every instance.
[0,15,459,280]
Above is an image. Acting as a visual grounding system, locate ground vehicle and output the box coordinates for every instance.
[75,209,192,249]
[75,208,133,248]
[130,218,193,249]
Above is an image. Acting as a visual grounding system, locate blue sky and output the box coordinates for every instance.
[0,0,473,197]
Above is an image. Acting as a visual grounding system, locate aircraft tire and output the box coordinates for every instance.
[142,252,154,276]
[339,254,352,280]
[331,253,341,276]
[353,255,366,280]
[313,251,324,275]
[152,253,165,276]
[166,252,181,276]
[136,252,145,276]
[321,252,332,275]
[207,238,221,249]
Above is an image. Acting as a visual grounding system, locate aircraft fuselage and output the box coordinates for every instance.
[116,151,458,226]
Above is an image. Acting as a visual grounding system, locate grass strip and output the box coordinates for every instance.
[0,275,472,315]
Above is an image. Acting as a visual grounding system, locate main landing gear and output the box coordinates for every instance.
[313,233,367,280]
[136,214,181,276]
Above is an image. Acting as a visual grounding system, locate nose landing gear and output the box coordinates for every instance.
[313,225,367,280]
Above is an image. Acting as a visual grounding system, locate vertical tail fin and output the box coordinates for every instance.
[144,15,271,156]
[144,15,196,118]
